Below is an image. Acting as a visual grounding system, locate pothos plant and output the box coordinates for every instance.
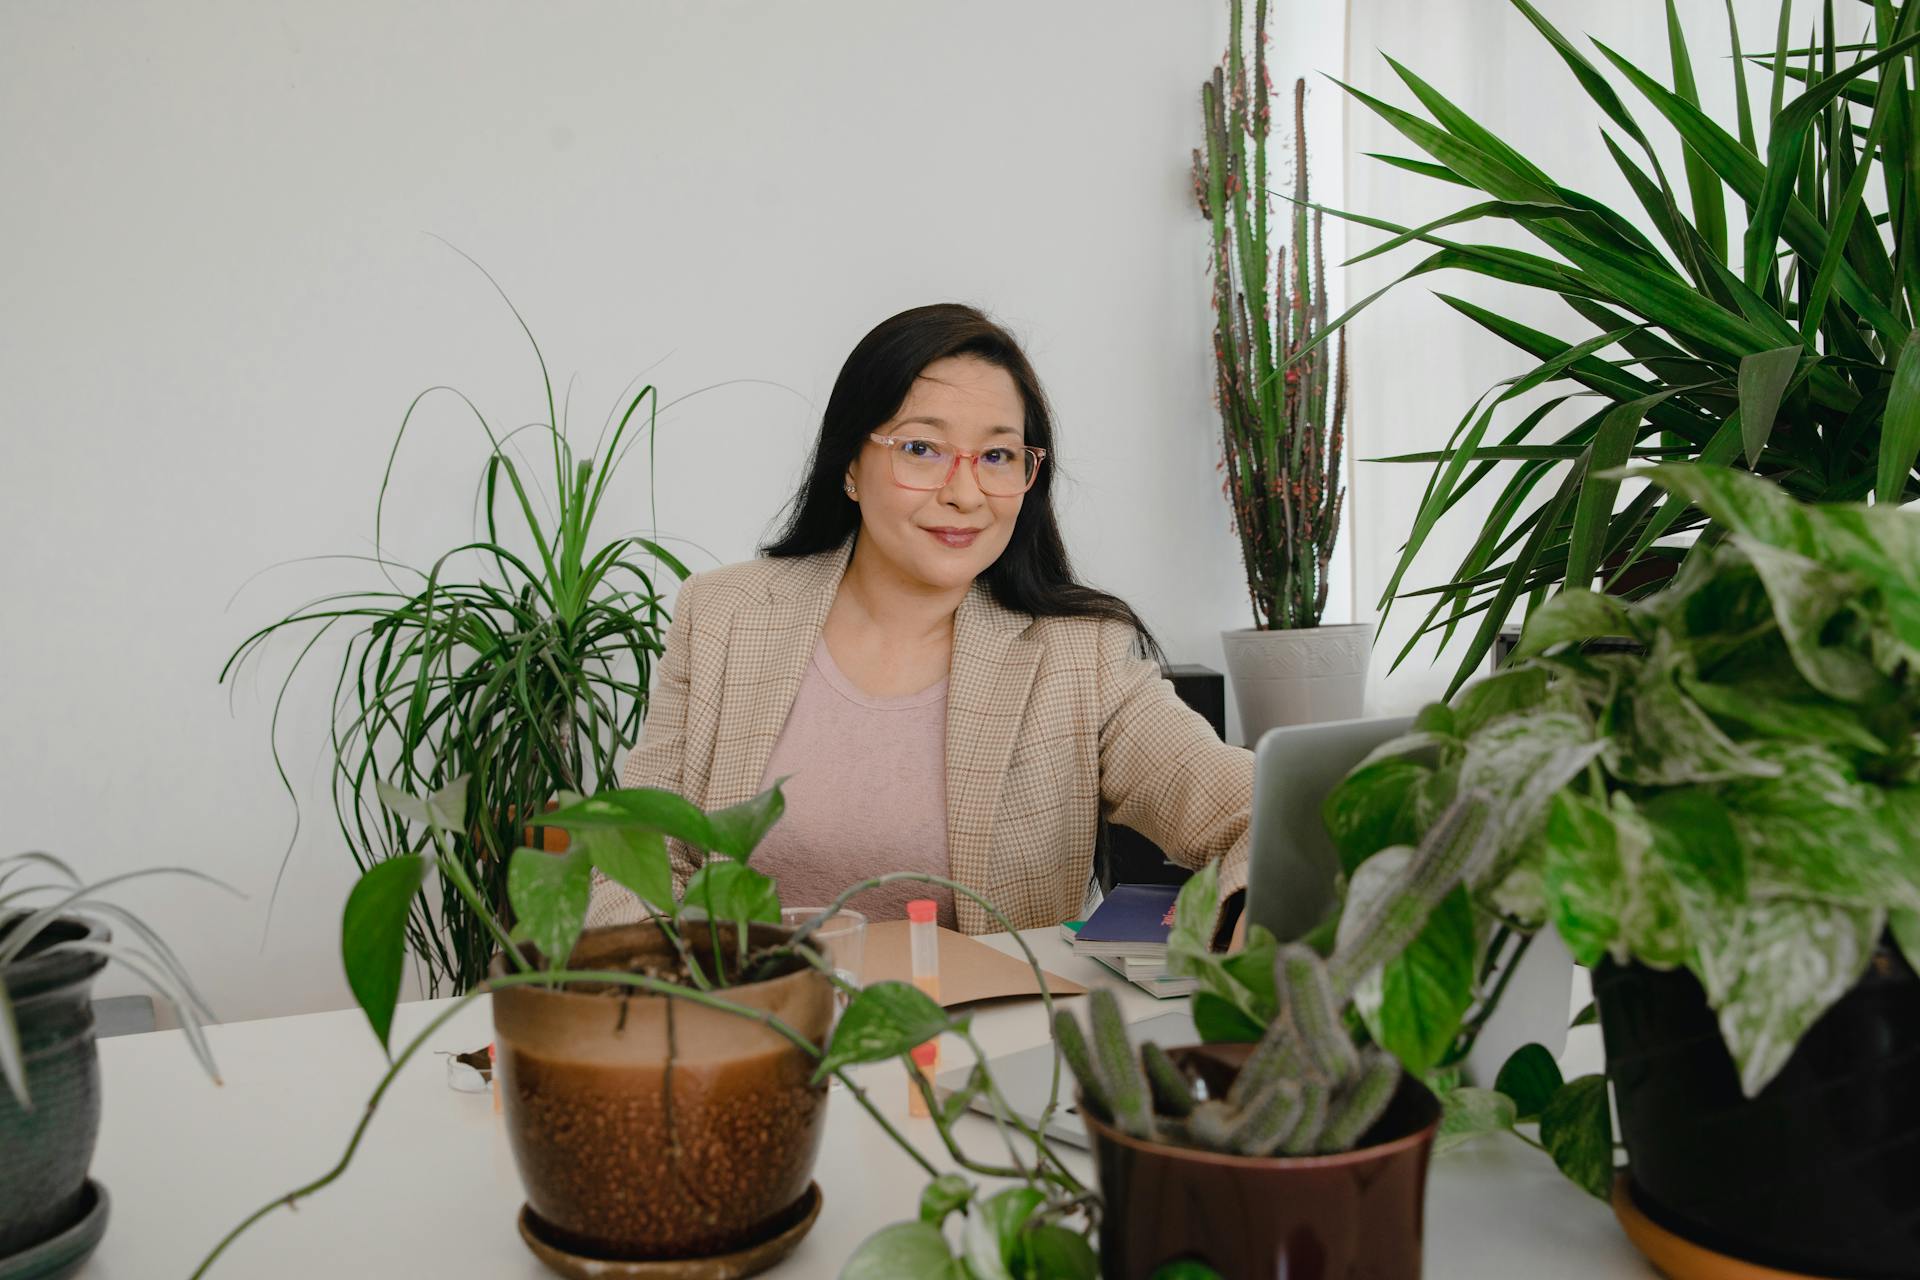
[1312,463,1920,1198]
[189,772,1104,1280]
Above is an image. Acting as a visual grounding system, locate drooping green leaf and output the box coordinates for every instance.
[1323,757,1430,874]
[1736,346,1804,467]
[918,1174,972,1227]
[962,1187,1044,1280]
[1698,896,1881,1096]
[1016,1224,1100,1280]
[704,781,787,862]
[1455,710,1606,875]
[1605,634,1784,786]
[1737,539,1884,701]
[1190,991,1264,1044]
[372,780,433,830]
[1494,1042,1565,1122]
[342,854,431,1052]
[1435,1085,1517,1153]
[539,787,714,849]
[682,860,781,927]
[579,827,672,915]
[814,981,951,1082]
[1878,328,1920,503]
[1512,590,1633,659]
[506,846,592,968]
[1353,884,1477,1076]
[1721,746,1920,911]
[1453,666,1553,736]
[840,1221,963,1280]
[1539,1074,1615,1199]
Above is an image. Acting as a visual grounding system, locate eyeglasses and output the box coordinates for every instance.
[866,433,1047,496]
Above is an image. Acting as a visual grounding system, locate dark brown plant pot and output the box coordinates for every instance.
[1084,1042,1441,1280]
[489,921,833,1261]
[0,917,110,1259]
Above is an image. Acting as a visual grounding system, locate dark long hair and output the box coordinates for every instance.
[762,303,1160,660]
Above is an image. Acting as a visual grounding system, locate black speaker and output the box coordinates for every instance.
[1097,664,1226,892]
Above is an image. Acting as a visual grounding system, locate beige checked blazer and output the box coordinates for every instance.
[584,538,1253,935]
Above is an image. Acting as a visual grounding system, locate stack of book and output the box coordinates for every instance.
[1058,883,1196,999]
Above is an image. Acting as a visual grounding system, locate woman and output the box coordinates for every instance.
[585,303,1252,939]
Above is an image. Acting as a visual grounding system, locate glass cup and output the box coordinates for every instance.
[781,906,867,1086]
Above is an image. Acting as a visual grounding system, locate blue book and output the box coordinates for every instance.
[1072,883,1182,959]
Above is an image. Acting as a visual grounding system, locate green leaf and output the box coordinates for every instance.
[1878,328,1920,503]
[1540,793,1627,967]
[1455,710,1606,876]
[1539,1074,1615,1199]
[1353,882,1477,1075]
[1605,634,1784,787]
[1453,665,1552,735]
[1891,910,1920,977]
[1016,1224,1099,1280]
[705,781,787,862]
[0,976,26,1109]
[1494,1043,1564,1121]
[841,1221,962,1280]
[539,787,715,849]
[1696,897,1881,1096]
[814,981,951,1082]
[963,1187,1044,1280]
[1435,1085,1517,1153]
[918,1174,972,1227]
[1190,991,1264,1044]
[1323,757,1429,875]
[506,846,592,967]
[1665,0,1726,260]
[372,779,432,830]
[1148,1265,1227,1280]
[1722,746,1920,911]
[1570,1000,1598,1028]
[579,827,672,914]
[1565,395,1665,592]
[343,855,431,1052]
[682,860,781,926]
[1736,346,1803,467]
[1512,590,1633,659]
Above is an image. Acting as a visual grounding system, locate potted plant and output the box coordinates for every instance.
[1310,0,1920,696]
[1039,792,1490,1280]
[1324,465,1920,1276]
[194,774,1101,1278]
[1194,0,1359,737]
[1,853,226,1273]
[222,260,687,997]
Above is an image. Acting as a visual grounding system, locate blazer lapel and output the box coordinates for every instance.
[706,540,854,810]
[945,585,1040,934]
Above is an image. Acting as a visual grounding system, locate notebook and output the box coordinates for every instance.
[1068,883,1181,961]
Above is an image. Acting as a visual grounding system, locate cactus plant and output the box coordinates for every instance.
[1057,791,1490,1156]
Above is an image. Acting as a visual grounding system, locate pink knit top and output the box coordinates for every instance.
[750,636,958,928]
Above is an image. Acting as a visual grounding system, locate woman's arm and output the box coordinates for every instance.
[1093,618,1254,941]
[584,574,701,927]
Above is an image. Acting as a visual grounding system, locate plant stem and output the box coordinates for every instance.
[429,832,532,977]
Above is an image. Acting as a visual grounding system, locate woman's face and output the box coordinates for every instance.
[845,355,1030,596]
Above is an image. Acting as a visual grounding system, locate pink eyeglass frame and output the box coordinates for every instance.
[865,432,1049,494]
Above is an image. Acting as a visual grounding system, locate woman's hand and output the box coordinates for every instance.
[1227,909,1247,953]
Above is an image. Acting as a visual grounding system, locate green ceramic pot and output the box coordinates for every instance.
[0,917,109,1260]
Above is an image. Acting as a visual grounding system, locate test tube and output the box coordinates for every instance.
[907,899,940,1111]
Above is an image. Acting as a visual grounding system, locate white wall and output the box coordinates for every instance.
[1,1,1349,1023]
[1344,0,1785,712]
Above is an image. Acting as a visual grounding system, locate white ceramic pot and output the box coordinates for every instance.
[1220,622,1372,743]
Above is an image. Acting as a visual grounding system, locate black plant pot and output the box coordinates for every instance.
[0,917,109,1259]
[1594,940,1920,1278]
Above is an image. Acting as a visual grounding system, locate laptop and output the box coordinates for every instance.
[936,716,1574,1143]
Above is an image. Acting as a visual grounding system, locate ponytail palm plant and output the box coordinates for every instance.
[222,271,687,995]
[1319,0,1920,694]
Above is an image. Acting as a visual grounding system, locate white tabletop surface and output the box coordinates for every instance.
[78,929,1654,1278]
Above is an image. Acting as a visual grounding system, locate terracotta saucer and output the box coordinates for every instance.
[518,1183,822,1280]
[1611,1174,1837,1280]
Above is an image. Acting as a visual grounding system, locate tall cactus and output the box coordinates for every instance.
[1193,0,1346,631]
[1057,791,1490,1157]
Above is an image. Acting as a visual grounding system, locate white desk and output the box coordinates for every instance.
[78,930,1653,1277]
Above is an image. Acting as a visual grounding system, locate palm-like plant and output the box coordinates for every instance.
[1317,0,1920,693]
[222,266,686,995]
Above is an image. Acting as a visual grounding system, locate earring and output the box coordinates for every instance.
[844,482,858,498]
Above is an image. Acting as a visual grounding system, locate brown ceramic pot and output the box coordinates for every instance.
[1084,1043,1441,1280]
[489,921,833,1260]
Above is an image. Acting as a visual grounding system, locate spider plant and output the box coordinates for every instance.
[1309,0,1920,694]
[1,852,229,1106]
[221,265,687,995]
